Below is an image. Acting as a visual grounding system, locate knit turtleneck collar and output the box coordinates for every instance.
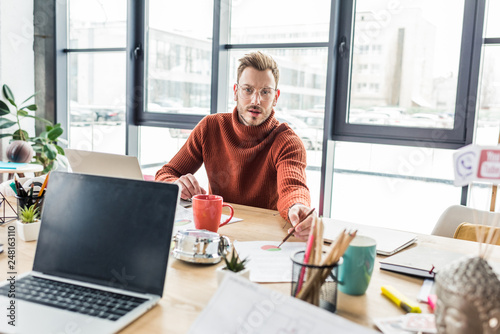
[231,107,279,143]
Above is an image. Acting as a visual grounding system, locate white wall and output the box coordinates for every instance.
[0,0,35,160]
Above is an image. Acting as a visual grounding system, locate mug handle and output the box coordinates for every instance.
[219,203,234,227]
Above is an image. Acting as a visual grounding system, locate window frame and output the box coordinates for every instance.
[54,0,489,215]
[330,0,485,149]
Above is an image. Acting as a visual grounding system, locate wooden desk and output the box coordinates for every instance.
[0,203,499,333]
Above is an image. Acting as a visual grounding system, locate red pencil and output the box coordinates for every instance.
[295,227,316,296]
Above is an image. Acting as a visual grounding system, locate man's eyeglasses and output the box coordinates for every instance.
[237,85,277,102]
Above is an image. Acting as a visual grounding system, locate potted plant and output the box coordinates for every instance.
[0,84,67,173]
[216,248,250,285]
[16,204,41,242]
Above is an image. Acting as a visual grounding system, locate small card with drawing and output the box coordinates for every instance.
[401,314,437,333]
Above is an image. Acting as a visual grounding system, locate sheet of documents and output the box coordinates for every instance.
[233,240,305,282]
[323,218,417,256]
[173,205,242,235]
[188,274,379,334]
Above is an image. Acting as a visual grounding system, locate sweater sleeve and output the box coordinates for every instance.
[274,131,311,221]
[155,118,206,183]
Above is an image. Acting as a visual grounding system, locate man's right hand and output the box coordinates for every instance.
[175,173,207,200]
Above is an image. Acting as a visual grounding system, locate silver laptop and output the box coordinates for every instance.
[0,172,179,333]
[65,148,144,180]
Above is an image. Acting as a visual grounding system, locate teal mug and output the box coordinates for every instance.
[338,235,376,296]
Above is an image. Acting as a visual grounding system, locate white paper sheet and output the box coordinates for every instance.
[233,240,306,282]
[188,274,379,334]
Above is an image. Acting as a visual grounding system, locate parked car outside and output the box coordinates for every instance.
[275,113,322,151]
[69,101,94,126]
[93,106,125,124]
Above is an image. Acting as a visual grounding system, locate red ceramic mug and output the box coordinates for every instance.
[192,194,234,233]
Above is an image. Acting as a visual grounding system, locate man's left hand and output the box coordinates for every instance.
[288,204,315,241]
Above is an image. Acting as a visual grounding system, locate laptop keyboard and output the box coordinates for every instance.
[0,276,147,321]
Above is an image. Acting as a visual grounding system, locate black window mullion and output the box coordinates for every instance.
[127,0,145,127]
[225,42,330,49]
[63,48,127,53]
[319,0,344,216]
[456,0,486,146]
[55,0,69,143]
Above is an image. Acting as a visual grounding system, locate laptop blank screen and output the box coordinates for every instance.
[33,172,178,296]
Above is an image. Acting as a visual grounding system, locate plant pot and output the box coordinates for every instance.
[16,219,41,241]
[216,266,250,286]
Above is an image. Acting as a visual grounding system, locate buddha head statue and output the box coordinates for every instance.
[435,256,500,334]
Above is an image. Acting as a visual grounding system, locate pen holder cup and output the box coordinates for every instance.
[15,191,45,219]
[290,250,340,313]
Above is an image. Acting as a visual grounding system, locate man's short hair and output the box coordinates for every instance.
[237,51,280,88]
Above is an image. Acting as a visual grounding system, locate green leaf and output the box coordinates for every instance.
[30,137,43,145]
[47,127,63,141]
[17,110,28,117]
[56,153,68,167]
[222,249,248,272]
[13,129,29,141]
[0,118,16,129]
[21,104,37,111]
[42,143,58,160]
[2,85,15,103]
[0,133,13,139]
[56,137,68,145]
[0,100,10,116]
[42,161,55,174]
[20,92,37,105]
[6,98,16,107]
[23,114,52,125]
[55,144,65,155]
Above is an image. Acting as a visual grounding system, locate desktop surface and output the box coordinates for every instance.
[1,201,499,333]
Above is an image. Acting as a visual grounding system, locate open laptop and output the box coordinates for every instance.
[323,219,417,256]
[0,172,179,333]
[65,148,144,180]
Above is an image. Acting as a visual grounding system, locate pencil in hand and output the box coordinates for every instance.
[277,208,315,248]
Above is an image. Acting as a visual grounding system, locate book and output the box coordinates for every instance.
[379,246,466,278]
[323,219,417,256]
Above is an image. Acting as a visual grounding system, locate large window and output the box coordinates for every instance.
[133,0,333,210]
[134,0,482,222]
[145,0,213,116]
[469,0,500,211]
[332,0,480,147]
[348,1,464,130]
[65,0,127,154]
[56,0,494,232]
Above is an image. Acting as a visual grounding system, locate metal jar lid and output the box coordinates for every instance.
[172,229,231,264]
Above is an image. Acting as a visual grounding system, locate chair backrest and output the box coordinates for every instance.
[454,222,500,245]
[431,205,500,238]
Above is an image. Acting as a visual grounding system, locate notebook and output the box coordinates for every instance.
[322,219,417,256]
[0,172,179,333]
[379,246,466,279]
[65,148,144,180]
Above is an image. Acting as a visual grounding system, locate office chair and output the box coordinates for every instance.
[453,222,500,245]
[431,205,500,238]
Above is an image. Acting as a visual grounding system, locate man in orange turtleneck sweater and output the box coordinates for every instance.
[156,51,314,239]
